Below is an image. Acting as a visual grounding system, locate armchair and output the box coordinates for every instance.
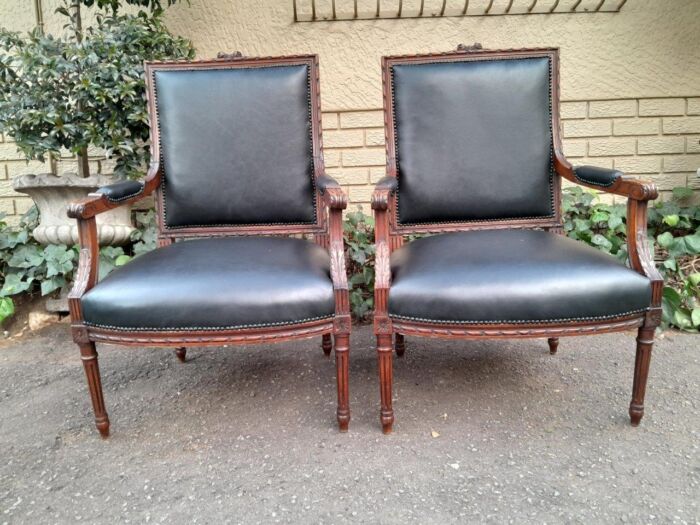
[372,46,662,433]
[68,54,351,437]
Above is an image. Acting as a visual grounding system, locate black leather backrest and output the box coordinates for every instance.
[154,65,315,228]
[391,56,554,224]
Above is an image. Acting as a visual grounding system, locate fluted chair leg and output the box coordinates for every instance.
[548,338,559,355]
[629,326,655,426]
[334,334,350,431]
[377,334,394,434]
[322,334,332,356]
[395,333,406,357]
[79,342,110,438]
[174,347,187,362]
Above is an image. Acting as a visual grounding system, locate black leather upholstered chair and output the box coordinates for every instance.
[68,55,351,437]
[372,46,662,433]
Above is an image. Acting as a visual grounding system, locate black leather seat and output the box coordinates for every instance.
[389,229,651,324]
[82,236,335,330]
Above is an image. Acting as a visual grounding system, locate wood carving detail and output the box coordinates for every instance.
[374,242,391,289]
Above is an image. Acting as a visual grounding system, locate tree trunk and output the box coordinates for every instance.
[77,148,90,178]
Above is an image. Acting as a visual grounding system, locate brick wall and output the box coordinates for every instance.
[1,96,699,222]
[321,96,700,211]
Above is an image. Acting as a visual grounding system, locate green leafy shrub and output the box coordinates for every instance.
[344,210,375,321]
[0,9,194,178]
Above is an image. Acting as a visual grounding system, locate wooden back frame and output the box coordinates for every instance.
[371,45,664,434]
[66,54,351,437]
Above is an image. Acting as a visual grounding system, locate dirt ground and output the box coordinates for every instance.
[0,323,698,524]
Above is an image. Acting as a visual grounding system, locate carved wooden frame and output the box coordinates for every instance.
[372,45,663,434]
[67,54,351,438]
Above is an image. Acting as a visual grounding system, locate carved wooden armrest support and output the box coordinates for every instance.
[317,175,348,210]
[373,177,395,293]
[316,175,349,291]
[371,176,398,211]
[67,162,161,220]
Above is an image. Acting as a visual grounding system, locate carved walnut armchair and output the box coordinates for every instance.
[372,46,662,434]
[68,55,351,437]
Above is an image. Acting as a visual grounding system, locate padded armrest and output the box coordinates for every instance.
[316,175,341,193]
[573,166,622,188]
[95,180,145,202]
[371,177,398,210]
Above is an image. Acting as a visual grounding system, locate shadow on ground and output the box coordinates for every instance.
[0,323,698,523]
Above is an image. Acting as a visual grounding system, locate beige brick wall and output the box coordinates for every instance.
[320,97,700,211]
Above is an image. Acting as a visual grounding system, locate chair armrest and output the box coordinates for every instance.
[554,150,657,202]
[371,176,398,211]
[95,180,145,202]
[317,175,347,210]
[67,162,161,220]
[572,166,622,188]
[555,150,662,300]
[67,163,161,322]
[316,174,348,292]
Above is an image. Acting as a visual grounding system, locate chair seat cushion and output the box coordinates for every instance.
[389,230,651,324]
[82,237,335,331]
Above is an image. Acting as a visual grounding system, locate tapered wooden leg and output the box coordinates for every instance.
[394,333,406,357]
[548,338,559,355]
[174,347,187,362]
[79,343,110,438]
[322,334,332,357]
[334,334,350,432]
[629,326,654,426]
[377,334,394,434]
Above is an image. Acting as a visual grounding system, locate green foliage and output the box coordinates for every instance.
[563,186,700,332]
[0,10,194,178]
[344,210,375,321]
[0,205,157,324]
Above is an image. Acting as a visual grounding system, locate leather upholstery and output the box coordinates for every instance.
[82,236,335,330]
[391,57,554,224]
[316,174,341,193]
[373,176,398,194]
[574,166,622,188]
[154,65,315,228]
[96,180,144,202]
[389,230,651,323]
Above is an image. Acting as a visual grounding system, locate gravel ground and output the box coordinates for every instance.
[0,322,698,524]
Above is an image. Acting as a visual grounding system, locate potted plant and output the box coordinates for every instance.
[0,0,193,246]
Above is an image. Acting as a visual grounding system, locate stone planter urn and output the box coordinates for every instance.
[13,173,135,246]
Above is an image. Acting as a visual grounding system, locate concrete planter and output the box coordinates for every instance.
[12,173,135,246]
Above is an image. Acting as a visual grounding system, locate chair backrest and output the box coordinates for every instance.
[145,55,323,235]
[383,48,560,229]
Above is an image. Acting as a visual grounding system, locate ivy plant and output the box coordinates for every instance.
[344,210,375,321]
